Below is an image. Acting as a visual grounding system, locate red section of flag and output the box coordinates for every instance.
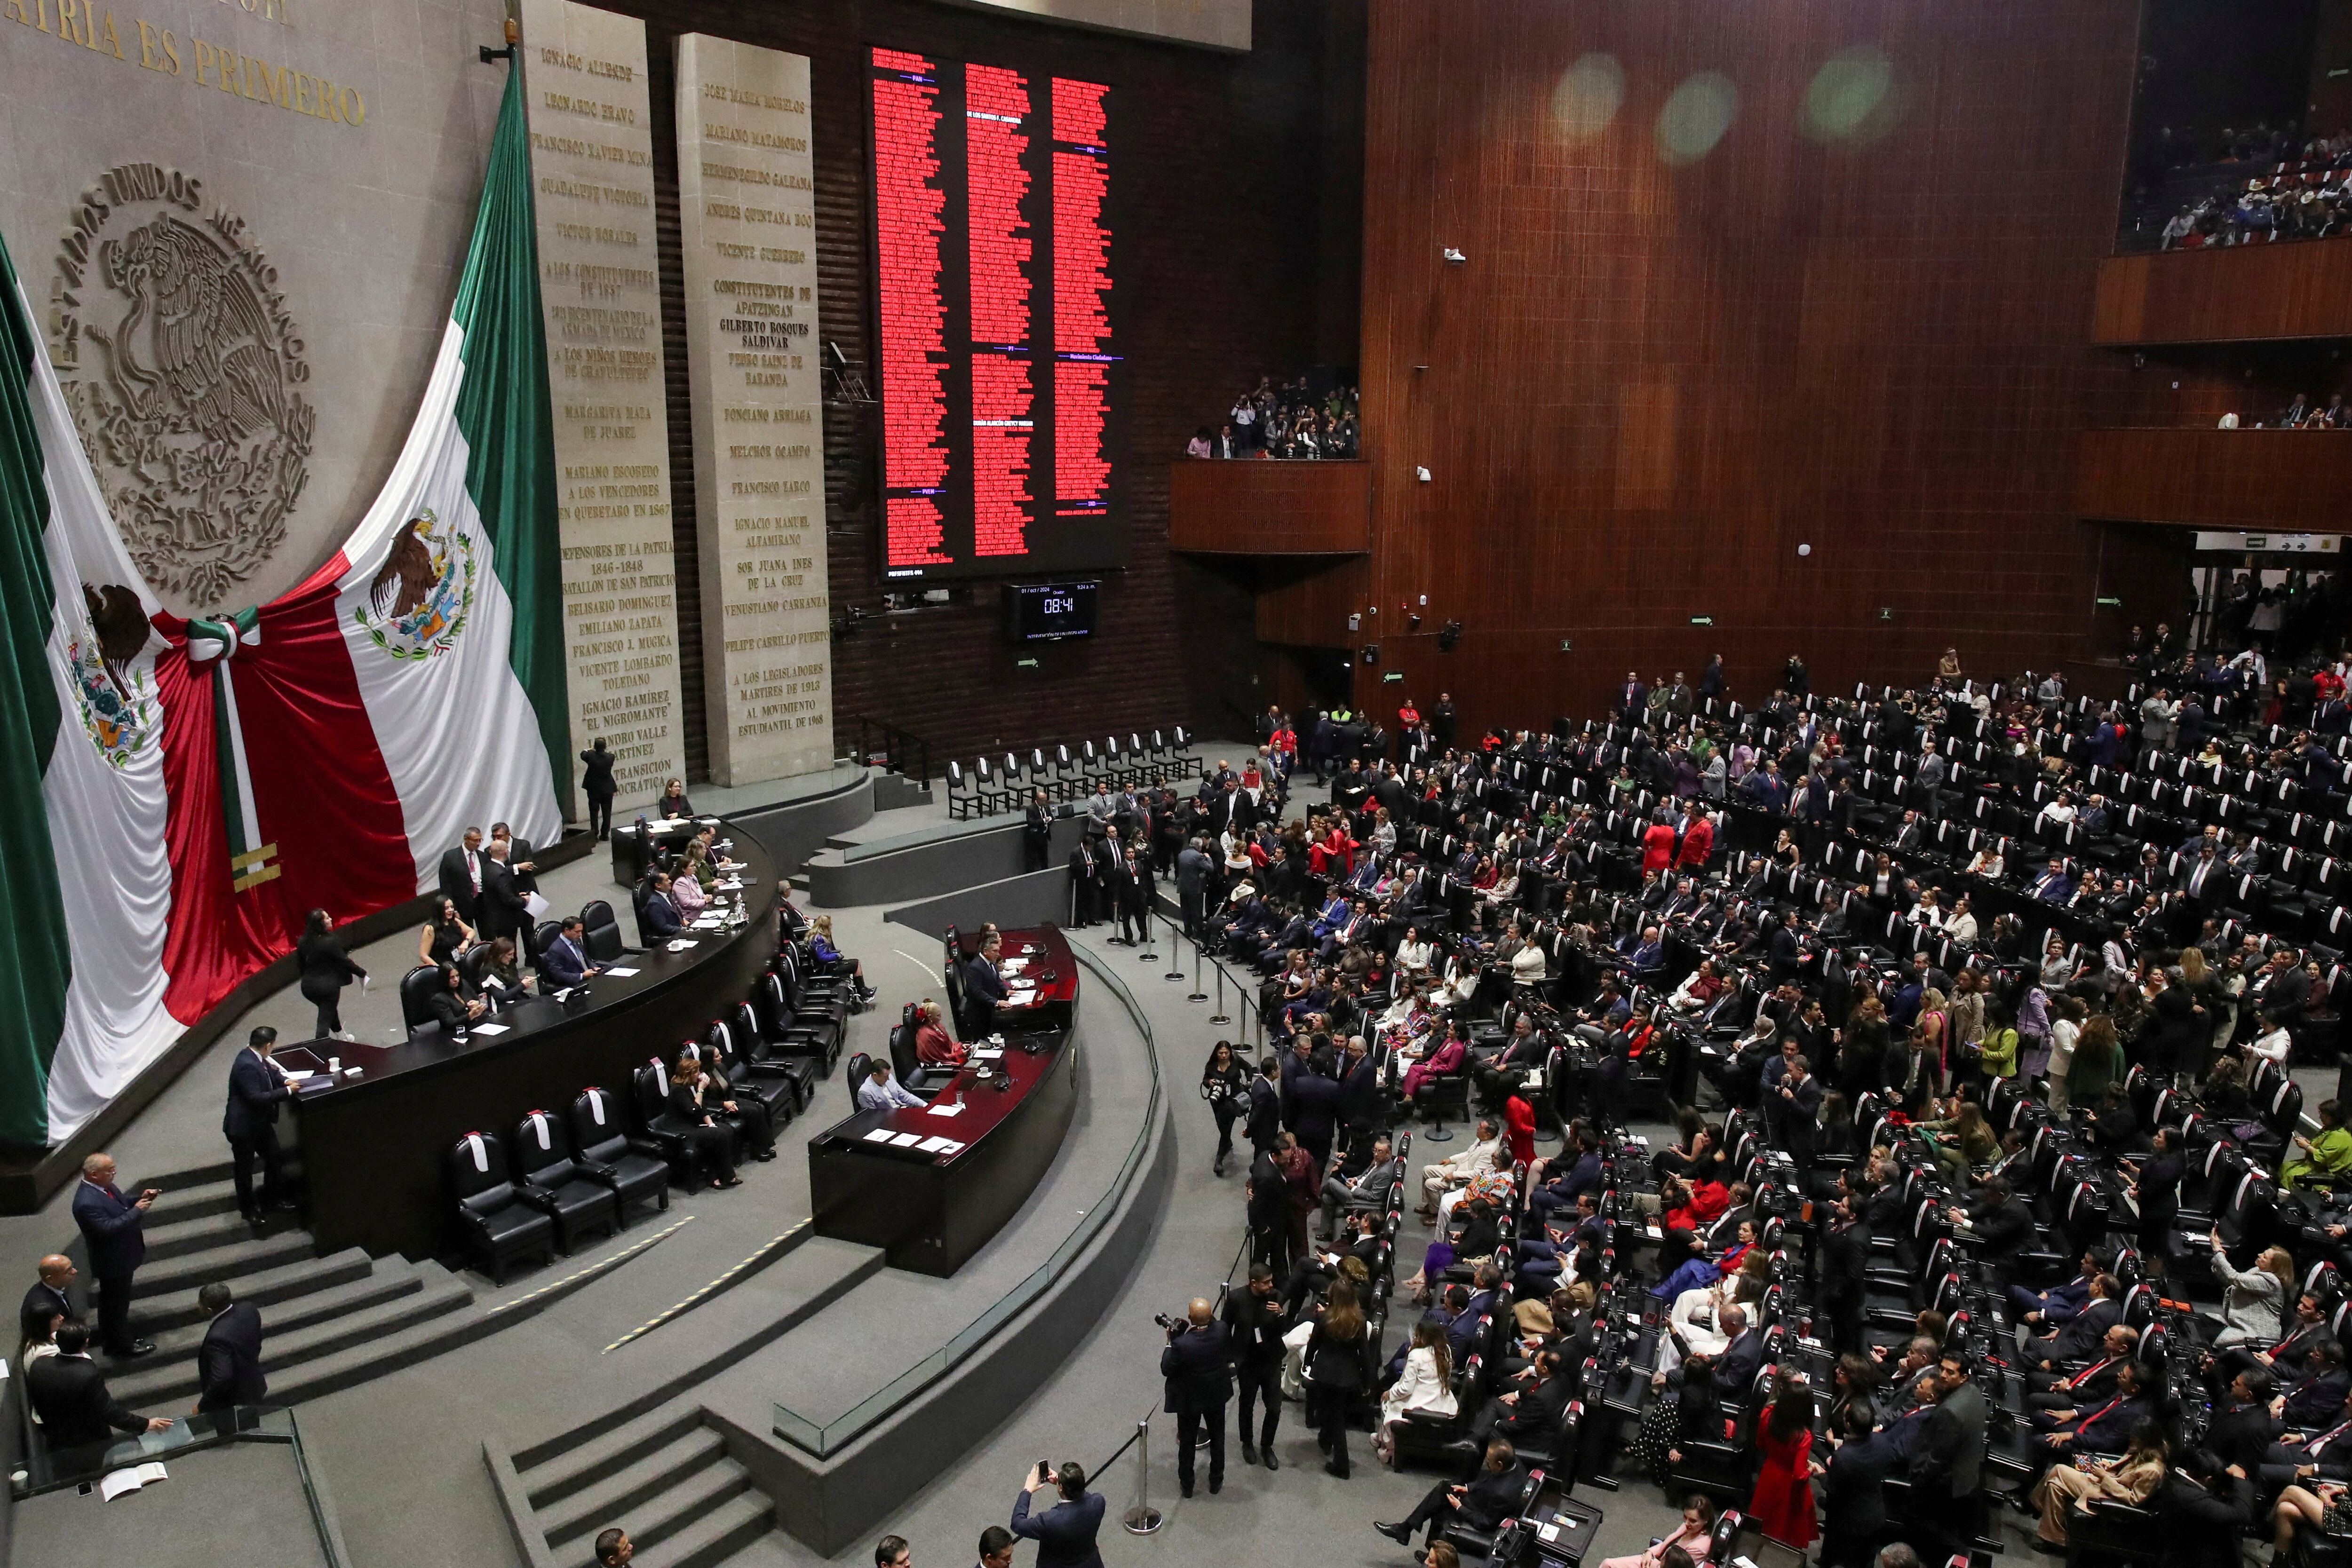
[151,574,414,1023]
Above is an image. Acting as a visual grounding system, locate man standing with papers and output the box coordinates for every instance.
[858,1059,924,1112]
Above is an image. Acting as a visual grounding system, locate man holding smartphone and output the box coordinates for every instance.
[72,1152,158,1359]
[1010,1460,1103,1568]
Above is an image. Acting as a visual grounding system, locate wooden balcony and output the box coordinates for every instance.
[2076,427,2352,531]
[1168,457,1371,554]
[2093,243,2352,345]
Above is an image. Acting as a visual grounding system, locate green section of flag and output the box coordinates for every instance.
[453,62,573,817]
[0,231,79,1146]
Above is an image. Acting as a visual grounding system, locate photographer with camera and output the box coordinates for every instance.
[1010,1460,1103,1568]
[1159,1298,1234,1496]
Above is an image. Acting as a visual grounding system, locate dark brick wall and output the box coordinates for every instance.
[593,0,1359,768]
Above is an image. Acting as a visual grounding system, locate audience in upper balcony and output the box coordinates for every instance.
[1184,375,1359,459]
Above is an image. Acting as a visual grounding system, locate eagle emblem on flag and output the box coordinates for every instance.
[353,508,476,661]
[67,582,158,768]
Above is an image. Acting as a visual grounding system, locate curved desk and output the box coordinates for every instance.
[808,926,1079,1276]
[292,826,780,1259]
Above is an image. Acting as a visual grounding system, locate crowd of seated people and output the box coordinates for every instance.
[2122,121,2352,251]
[1141,631,2352,1567]
[1186,375,1359,459]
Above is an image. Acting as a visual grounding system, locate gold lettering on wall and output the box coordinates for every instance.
[675,32,832,784]
[521,0,687,808]
[4,0,358,126]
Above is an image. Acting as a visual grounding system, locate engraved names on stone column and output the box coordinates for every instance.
[675,32,833,786]
[520,0,685,810]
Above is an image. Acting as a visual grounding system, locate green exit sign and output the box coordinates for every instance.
[2096,597,2122,607]
[1016,657,1040,669]
[1689,616,1713,626]
[1383,671,1404,682]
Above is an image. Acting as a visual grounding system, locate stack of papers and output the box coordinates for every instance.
[666,939,699,952]
[918,1136,964,1155]
[604,966,640,978]
[99,1462,168,1502]
[470,1022,510,1037]
[927,1101,968,1117]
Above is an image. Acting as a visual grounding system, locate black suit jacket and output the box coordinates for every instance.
[1161,1322,1235,1411]
[2049,1297,2122,1361]
[479,861,527,941]
[72,1181,145,1279]
[19,1280,75,1347]
[437,845,484,923]
[26,1354,144,1449]
[1914,1381,1986,1497]
[1010,1489,1106,1568]
[1459,1462,1531,1530]
[222,1046,290,1141]
[197,1301,266,1410]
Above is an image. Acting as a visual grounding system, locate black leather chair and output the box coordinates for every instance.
[632,1060,713,1185]
[729,1001,817,1113]
[704,1022,796,1126]
[566,1088,669,1215]
[509,1111,620,1252]
[529,920,563,971]
[399,966,445,1032]
[844,1051,874,1103]
[447,1132,557,1283]
[581,900,628,964]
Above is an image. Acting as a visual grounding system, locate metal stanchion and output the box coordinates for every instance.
[1208,961,1231,1025]
[1188,946,1208,1003]
[1121,1419,1163,1535]
[1138,905,1159,964]
[1165,913,1186,982]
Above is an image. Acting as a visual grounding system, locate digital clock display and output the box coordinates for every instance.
[1003,580,1099,642]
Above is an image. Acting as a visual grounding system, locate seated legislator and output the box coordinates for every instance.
[667,1055,741,1188]
[639,873,686,942]
[426,964,488,1034]
[419,896,477,969]
[858,1059,924,1113]
[653,778,694,820]
[539,916,602,990]
[672,845,713,919]
[27,1322,171,1449]
[915,1000,968,1069]
[961,933,1011,1037]
[477,936,532,1008]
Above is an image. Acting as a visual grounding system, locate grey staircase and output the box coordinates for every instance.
[510,1397,779,1568]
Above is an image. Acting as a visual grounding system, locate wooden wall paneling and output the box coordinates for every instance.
[1255,556,1369,648]
[2076,428,2352,531]
[2093,244,2352,346]
[1168,459,1371,553]
[1356,0,2140,739]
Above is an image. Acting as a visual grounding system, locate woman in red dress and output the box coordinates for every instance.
[1746,1371,1818,1548]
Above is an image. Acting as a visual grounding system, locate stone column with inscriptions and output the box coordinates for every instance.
[518,0,688,815]
[674,33,834,787]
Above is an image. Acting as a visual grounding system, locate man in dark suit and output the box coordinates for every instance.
[1817,1194,1871,1355]
[638,872,685,942]
[1101,837,1137,944]
[1023,790,1055,872]
[1244,1055,1283,1159]
[1465,1348,1571,1466]
[1909,1352,1986,1562]
[223,1025,296,1229]
[1065,840,1101,928]
[1161,1299,1233,1496]
[1377,1439,1529,1546]
[437,825,486,926]
[539,916,601,990]
[2021,1274,2121,1369]
[1289,1065,1343,1170]
[1223,1264,1288,1467]
[961,935,1010,1039]
[194,1282,265,1411]
[1010,1462,1104,1568]
[1956,1175,2034,1278]
[21,1254,79,1350]
[27,1322,170,1449]
[72,1153,155,1358]
[1714,1309,1765,1395]
[2037,1357,2154,1460]
[490,821,539,898]
[479,841,528,943]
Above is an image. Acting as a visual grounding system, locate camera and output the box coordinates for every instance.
[1154,1313,1188,1333]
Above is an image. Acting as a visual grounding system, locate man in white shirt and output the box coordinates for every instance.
[1416,1118,1502,1220]
[857,1059,923,1113]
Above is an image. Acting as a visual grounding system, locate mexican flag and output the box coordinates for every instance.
[0,63,569,1146]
